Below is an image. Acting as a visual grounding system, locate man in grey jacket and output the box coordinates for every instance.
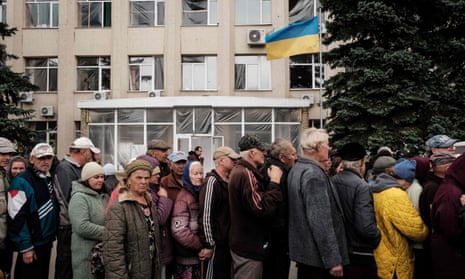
[332,142,381,279]
[288,128,349,278]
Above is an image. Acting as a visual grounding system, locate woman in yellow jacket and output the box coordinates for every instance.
[371,159,428,279]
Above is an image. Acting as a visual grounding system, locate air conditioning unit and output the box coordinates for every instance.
[40,106,54,117]
[247,29,266,45]
[19,91,34,103]
[147,90,161,97]
[302,94,315,105]
[93,91,108,101]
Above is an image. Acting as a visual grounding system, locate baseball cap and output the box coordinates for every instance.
[213,146,241,160]
[0,137,17,154]
[148,139,170,150]
[71,137,100,154]
[426,135,458,151]
[238,135,266,152]
[31,143,55,158]
[168,151,188,162]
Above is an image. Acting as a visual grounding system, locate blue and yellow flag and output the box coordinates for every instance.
[265,16,320,60]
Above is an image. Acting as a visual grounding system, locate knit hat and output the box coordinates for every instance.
[238,135,266,151]
[81,162,104,181]
[0,137,17,154]
[136,154,160,169]
[372,156,396,174]
[103,163,116,176]
[393,159,417,183]
[338,142,366,161]
[124,160,153,178]
[430,152,456,166]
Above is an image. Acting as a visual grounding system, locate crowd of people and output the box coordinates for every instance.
[0,129,464,279]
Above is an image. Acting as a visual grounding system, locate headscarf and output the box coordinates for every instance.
[182,161,202,194]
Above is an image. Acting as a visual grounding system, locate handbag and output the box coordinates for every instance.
[90,241,105,276]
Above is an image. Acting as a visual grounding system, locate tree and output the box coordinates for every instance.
[320,0,465,154]
[0,23,37,151]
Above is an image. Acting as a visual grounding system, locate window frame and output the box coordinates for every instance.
[129,0,165,26]
[182,55,217,91]
[182,0,218,26]
[25,57,58,92]
[77,0,112,28]
[128,56,164,91]
[25,0,59,28]
[234,55,271,91]
[76,56,111,91]
[289,54,324,89]
[0,0,6,24]
[235,0,271,25]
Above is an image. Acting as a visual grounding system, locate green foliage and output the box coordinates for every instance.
[321,0,465,154]
[0,23,38,151]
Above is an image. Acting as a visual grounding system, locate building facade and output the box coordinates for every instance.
[2,0,330,169]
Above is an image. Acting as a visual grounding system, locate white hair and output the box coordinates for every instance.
[300,128,329,152]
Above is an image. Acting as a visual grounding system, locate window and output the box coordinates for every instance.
[129,56,164,91]
[25,0,59,28]
[130,0,164,26]
[25,58,58,92]
[182,56,217,90]
[77,57,111,91]
[235,0,270,25]
[235,56,271,90]
[0,0,6,24]
[183,0,217,25]
[290,54,324,89]
[78,0,111,27]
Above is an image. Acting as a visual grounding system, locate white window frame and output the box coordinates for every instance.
[128,56,164,91]
[235,55,271,90]
[289,54,324,89]
[235,0,271,25]
[25,57,58,92]
[182,56,217,91]
[182,0,217,25]
[77,56,111,91]
[78,0,111,28]
[130,0,165,26]
[0,0,6,24]
[25,0,59,28]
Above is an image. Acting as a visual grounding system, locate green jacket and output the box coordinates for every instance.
[104,185,161,279]
[69,181,109,279]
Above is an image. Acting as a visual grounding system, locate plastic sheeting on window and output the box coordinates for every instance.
[118,109,144,123]
[245,108,271,122]
[183,0,207,25]
[176,108,193,133]
[131,1,155,26]
[214,108,241,122]
[289,0,318,24]
[194,108,212,134]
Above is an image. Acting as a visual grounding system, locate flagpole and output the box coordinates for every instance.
[318,8,324,128]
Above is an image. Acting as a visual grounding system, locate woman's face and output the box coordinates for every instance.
[189,163,203,186]
[10,161,26,177]
[127,169,151,196]
[88,174,105,191]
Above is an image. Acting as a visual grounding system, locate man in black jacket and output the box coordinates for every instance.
[332,142,381,279]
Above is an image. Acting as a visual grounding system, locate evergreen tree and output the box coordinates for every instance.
[0,23,37,151]
[321,0,465,154]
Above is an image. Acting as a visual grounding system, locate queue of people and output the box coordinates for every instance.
[0,131,465,279]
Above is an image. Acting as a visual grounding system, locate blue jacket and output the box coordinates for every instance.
[7,166,58,252]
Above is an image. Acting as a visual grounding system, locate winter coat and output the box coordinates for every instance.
[69,181,108,279]
[431,154,465,278]
[371,173,428,279]
[160,172,183,202]
[103,186,161,279]
[287,156,349,269]
[332,168,381,254]
[0,169,8,250]
[229,159,282,261]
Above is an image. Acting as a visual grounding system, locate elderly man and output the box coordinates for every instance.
[199,146,240,279]
[147,139,171,178]
[54,136,99,279]
[8,143,58,279]
[288,128,349,279]
[160,150,188,202]
[332,142,381,279]
[0,137,17,279]
[426,134,458,155]
[229,135,283,279]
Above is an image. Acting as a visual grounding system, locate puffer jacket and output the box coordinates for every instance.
[371,173,428,279]
[103,186,161,279]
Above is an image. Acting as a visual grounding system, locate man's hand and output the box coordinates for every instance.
[198,248,214,261]
[22,249,37,264]
[157,186,168,198]
[329,264,343,277]
[460,194,465,206]
[267,165,283,184]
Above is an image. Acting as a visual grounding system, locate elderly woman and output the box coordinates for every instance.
[69,162,109,279]
[171,161,205,279]
[103,160,161,279]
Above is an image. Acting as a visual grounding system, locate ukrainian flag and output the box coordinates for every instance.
[265,16,320,60]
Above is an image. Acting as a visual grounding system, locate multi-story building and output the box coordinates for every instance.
[2,0,330,171]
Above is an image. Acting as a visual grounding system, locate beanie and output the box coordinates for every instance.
[124,160,153,178]
[103,163,116,176]
[393,159,417,183]
[81,162,104,181]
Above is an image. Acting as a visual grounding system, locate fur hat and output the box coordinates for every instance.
[393,159,417,183]
[81,162,104,181]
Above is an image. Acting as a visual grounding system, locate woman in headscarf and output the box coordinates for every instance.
[171,161,205,279]
[104,160,161,279]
